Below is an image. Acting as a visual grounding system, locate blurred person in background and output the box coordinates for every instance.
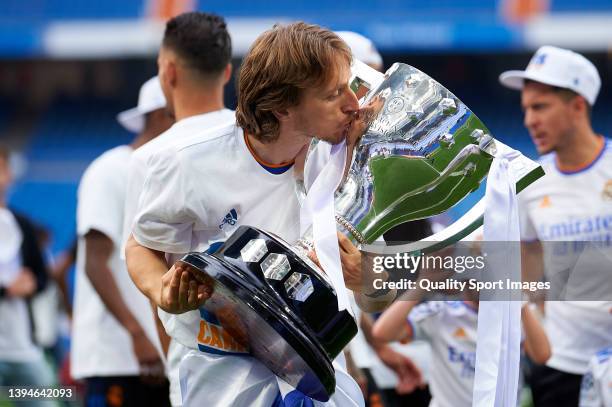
[579,346,612,406]
[31,226,64,367]
[50,238,76,319]
[335,31,383,72]
[49,238,79,393]
[356,312,430,407]
[372,287,551,407]
[0,145,55,398]
[499,45,612,407]
[336,30,432,407]
[70,76,173,406]
[121,12,234,407]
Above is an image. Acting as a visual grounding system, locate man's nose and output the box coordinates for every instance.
[342,88,359,115]
[524,109,536,130]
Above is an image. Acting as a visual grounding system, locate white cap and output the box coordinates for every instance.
[499,45,601,106]
[117,76,166,133]
[336,31,383,68]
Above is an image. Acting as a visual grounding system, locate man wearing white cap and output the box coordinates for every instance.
[71,76,173,406]
[499,46,612,406]
[117,76,173,135]
[335,31,383,72]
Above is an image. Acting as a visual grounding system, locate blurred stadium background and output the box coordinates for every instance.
[2,0,611,262]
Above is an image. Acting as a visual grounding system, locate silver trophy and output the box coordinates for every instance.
[297,61,543,254]
[181,61,544,401]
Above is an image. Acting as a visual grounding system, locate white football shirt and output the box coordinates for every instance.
[408,301,478,407]
[132,122,329,404]
[132,122,302,347]
[122,109,235,252]
[71,145,161,379]
[579,347,612,407]
[0,208,43,362]
[123,109,234,406]
[518,139,612,374]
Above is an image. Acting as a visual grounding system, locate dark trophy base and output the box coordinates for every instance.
[179,225,357,402]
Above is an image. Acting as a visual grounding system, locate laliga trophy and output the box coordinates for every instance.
[180,62,544,401]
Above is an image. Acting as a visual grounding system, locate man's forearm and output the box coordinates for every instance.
[360,313,385,351]
[356,258,396,312]
[125,234,168,306]
[521,305,551,364]
[372,299,418,343]
[85,231,144,336]
[355,291,396,313]
[86,263,144,336]
[521,240,544,283]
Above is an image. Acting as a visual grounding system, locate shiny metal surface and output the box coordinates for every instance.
[305,62,497,245]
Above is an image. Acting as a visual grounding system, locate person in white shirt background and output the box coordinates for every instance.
[372,286,551,407]
[499,45,612,407]
[71,75,173,406]
[579,346,612,407]
[0,145,55,406]
[120,12,234,406]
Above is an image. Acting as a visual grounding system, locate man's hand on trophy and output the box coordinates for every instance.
[159,262,214,314]
[337,233,363,292]
[307,233,363,292]
[342,95,386,178]
[349,94,384,144]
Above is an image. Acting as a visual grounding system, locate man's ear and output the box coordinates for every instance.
[166,60,178,88]
[222,63,232,85]
[159,56,176,91]
[571,95,588,117]
[272,108,290,122]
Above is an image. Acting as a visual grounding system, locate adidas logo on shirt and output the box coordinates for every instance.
[219,209,238,229]
[539,195,552,208]
[453,327,467,339]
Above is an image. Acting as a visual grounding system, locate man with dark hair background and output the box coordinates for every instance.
[121,12,234,406]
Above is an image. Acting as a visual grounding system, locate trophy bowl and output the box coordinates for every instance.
[179,226,354,401]
[328,62,543,250]
[180,62,544,401]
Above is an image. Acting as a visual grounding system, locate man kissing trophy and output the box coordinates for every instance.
[181,60,543,402]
